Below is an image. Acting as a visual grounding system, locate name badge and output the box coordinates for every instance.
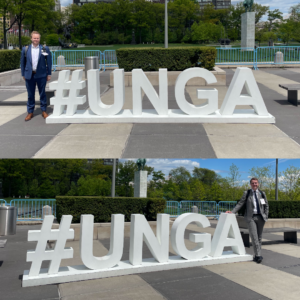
[260,198,266,204]
[42,53,48,56]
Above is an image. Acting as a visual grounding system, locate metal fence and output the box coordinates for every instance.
[9,199,56,221]
[216,46,300,70]
[0,199,7,206]
[49,46,300,73]
[165,200,237,218]
[51,50,118,72]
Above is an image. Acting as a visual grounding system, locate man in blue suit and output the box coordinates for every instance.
[21,31,52,121]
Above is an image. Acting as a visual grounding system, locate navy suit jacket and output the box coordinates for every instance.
[21,44,52,80]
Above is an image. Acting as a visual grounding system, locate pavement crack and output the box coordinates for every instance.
[149,275,213,286]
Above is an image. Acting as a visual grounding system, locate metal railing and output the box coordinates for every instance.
[216,47,256,67]
[103,50,118,71]
[0,199,7,206]
[216,46,300,70]
[165,200,237,218]
[9,199,56,221]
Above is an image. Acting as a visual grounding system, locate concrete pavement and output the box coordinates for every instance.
[0,68,300,158]
[1,222,300,300]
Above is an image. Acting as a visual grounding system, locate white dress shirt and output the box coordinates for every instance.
[252,189,260,214]
[31,44,39,71]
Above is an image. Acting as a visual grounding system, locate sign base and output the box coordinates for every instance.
[46,109,275,124]
[23,251,252,287]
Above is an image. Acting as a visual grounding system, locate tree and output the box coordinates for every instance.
[227,163,241,201]
[279,166,300,201]
[0,0,17,48]
[190,179,206,201]
[192,167,218,186]
[169,167,191,185]
[278,20,295,45]
[267,9,283,31]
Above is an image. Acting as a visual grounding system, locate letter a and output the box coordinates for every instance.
[210,213,245,257]
[80,214,124,269]
[220,67,269,116]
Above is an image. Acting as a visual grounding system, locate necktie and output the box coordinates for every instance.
[254,190,260,214]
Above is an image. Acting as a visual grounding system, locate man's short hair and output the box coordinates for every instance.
[31,31,41,38]
[250,177,259,183]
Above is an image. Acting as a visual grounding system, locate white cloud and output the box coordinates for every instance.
[140,159,200,176]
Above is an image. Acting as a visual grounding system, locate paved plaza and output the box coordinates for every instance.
[1,221,300,300]
[0,67,300,158]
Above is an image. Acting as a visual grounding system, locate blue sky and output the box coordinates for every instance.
[61,0,298,16]
[120,159,300,181]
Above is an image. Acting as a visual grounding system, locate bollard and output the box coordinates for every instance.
[274,52,284,64]
[57,55,66,67]
[191,206,198,214]
[42,205,52,220]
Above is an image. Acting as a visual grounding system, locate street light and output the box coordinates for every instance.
[164,0,168,49]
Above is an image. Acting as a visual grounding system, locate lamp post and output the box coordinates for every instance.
[164,0,168,48]
[275,158,278,200]
[111,159,116,197]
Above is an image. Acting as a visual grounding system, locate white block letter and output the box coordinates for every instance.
[175,68,217,115]
[210,213,245,257]
[171,213,211,260]
[129,214,169,265]
[80,214,124,270]
[88,69,124,116]
[220,67,269,116]
[132,69,168,115]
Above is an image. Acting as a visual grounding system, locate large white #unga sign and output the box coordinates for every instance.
[23,213,252,287]
[46,67,275,124]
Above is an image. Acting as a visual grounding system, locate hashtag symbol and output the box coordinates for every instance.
[27,215,74,277]
[49,70,86,116]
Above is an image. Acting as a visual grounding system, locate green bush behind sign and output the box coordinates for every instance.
[116,47,217,71]
[0,50,21,73]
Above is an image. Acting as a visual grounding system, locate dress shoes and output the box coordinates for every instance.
[255,256,263,263]
[42,111,49,119]
[25,113,34,121]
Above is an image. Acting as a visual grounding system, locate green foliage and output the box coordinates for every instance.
[21,36,31,46]
[46,33,59,46]
[191,21,224,43]
[56,196,166,223]
[267,201,300,218]
[116,47,217,71]
[82,38,92,45]
[0,49,21,72]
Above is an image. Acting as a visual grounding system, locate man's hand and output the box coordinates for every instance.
[23,76,25,81]
[47,75,51,81]
[225,211,232,214]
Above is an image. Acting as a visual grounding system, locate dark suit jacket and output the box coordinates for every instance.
[21,44,52,80]
[232,190,269,222]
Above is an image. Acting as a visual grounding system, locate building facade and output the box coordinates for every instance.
[199,0,231,10]
[73,0,230,7]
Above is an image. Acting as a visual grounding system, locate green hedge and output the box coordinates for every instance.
[116,47,217,71]
[238,201,300,218]
[56,196,166,223]
[0,50,21,73]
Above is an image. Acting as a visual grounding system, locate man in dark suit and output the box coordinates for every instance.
[21,31,52,121]
[226,177,269,263]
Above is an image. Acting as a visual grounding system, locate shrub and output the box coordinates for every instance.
[56,196,166,223]
[82,38,92,45]
[116,47,217,71]
[238,200,300,218]
[46,34,59,46]
[0,50,21,72]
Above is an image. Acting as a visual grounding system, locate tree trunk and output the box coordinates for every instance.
[18,20,22,49]
[140,28,142,44]
[3,15,7,49]
[31,19,35,32]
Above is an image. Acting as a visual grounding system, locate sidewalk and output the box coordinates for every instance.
[0,68,300,158]
[1,222,300,300]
